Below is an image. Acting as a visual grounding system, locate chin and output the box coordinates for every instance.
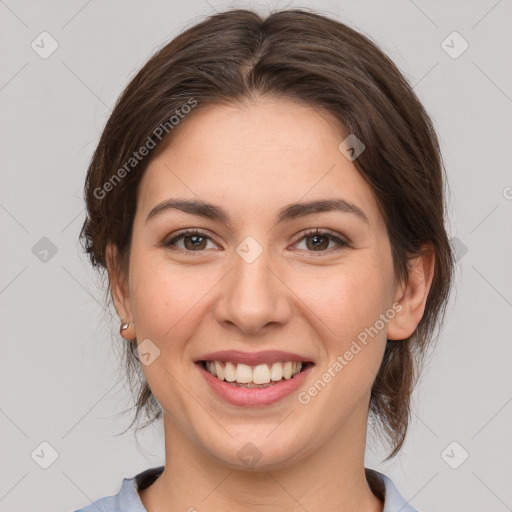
[198,427,311,472]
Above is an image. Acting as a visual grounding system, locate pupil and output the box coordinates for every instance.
[186,235,206,250]
[308,235,327,250]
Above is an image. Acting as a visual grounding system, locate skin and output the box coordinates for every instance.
[107,97,434,512]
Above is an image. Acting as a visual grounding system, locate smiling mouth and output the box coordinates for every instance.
[200,360,313,388]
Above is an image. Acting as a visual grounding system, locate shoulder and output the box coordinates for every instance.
[73,492,119,512]
[72,466,164,512]
[366,468,420,512]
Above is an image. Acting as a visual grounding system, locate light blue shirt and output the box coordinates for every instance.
[73,466,419,512]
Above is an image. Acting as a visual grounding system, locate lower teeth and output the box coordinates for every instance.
[227,380,280,388]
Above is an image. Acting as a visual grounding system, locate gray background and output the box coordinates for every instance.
[1,0,511,510]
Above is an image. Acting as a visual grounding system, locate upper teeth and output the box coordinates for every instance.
[205,361,303,384]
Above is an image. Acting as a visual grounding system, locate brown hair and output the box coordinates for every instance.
[79,8,454,458]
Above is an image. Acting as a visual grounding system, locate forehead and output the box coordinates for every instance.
[135,99,383,230]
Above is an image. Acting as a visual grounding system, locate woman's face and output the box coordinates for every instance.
[111,98,408,470]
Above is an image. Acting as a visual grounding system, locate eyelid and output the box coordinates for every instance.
[292,227,348,243]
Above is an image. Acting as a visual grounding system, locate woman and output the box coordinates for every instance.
[76,7,453,512]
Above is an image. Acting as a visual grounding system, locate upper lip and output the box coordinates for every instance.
[196,350,313,366]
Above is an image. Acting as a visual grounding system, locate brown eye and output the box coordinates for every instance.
[294,229,350,253]
[305,233,330,251]
[164,230,216,251]
[183,234,208,250]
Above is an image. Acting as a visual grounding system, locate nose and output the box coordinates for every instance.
[214,249,291,335]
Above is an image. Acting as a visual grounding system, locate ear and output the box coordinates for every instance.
[387,244,435,341]
[106,243,136,340]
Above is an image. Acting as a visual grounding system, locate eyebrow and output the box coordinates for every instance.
[145,198,369,227]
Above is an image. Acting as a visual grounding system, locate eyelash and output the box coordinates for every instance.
[163,228,351,255]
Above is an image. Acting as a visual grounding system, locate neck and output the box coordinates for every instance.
[139,413,383,512]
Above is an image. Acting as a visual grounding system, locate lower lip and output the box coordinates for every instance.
[196,362,313,407]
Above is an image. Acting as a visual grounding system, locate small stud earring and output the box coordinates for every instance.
[120,322,130,335]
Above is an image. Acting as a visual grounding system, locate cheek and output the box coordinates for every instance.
[296,260,392,398]
[129,251,221,352]
[295,260,392,346]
